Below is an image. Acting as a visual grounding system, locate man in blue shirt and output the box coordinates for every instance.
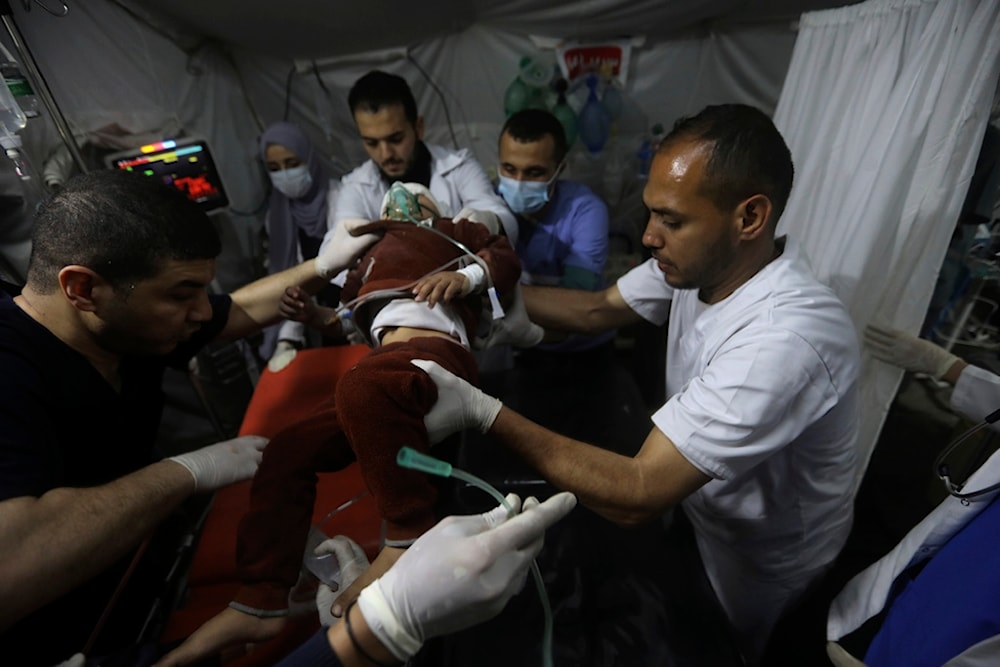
[497,108,615,358]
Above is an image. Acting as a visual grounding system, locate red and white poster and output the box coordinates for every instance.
[555,39,633,87]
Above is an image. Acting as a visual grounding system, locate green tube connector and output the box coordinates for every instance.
[396,446,552,667]
[396,446,453,478]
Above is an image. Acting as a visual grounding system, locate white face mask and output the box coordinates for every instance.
[269,165,313,199]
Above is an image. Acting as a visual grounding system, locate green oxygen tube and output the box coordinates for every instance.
[396,447,554,667]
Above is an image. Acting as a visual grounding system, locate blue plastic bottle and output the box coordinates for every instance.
[577,74,610,155]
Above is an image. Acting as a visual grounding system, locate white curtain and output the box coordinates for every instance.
[773,0,1000,487]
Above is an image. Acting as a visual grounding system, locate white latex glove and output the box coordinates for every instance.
[167,435,268,491]
[410,359,502,442]
[864,324,960,379]
[357,491,577,661]
[316,218,381,279]
[454,207,501,234]
[267,339,299,373]
[314,535,370,627]
[481,283,544,349]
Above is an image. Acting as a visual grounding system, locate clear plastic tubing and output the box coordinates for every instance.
[396,446,554,667]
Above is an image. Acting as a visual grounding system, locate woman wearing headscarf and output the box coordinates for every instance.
[258,121,341,369]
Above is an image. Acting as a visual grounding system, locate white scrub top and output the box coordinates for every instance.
[617,236,861,651]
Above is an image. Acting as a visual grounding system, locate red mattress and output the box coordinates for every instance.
[161,345,383,665]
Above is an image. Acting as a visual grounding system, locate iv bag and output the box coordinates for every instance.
[0,72,26,139]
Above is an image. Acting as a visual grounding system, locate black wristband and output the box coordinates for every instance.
[344,599,396,667]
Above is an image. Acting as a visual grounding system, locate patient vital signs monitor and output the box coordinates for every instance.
[105,137,229,213]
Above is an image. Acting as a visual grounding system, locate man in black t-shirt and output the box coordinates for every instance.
[0,169,371,665]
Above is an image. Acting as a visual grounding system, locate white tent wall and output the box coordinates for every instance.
[0,0,812,291]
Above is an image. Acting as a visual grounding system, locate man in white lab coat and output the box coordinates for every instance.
[319,68,517,279]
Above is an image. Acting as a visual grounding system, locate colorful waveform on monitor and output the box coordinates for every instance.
[116,144,204,169]
[107,138,229,212]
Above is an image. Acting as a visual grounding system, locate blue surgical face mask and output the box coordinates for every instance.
[269,165,313,199]
[498,175,554,216]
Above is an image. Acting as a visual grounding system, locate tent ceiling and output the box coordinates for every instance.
[133,0,863,60]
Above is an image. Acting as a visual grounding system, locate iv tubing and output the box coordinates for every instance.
[396,447,554,667]
[335,256,464,320]
[381,183,503,315]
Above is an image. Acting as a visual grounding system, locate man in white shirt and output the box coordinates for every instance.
[319,69,516,279]
[411,104,861,666]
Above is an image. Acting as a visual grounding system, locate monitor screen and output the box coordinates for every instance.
[105,137,229,213]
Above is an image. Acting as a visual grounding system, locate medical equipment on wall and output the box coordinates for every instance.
[600,64,624,124]
[577,74,611,155]
[0,73,24,138]
[1,1,86,175]
[396,446,555,667]
[0,39,36,119]
[0,83,45,211]
[550,77,578,147]
[0,27,38,183]
[503,55,550,117]
[0,57,29,181]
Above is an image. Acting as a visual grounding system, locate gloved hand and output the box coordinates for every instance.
[357,491,577,661]
[482,283,544,349]
[267,339,299,373]
[864,324,960,379]
[410,359,502,442]
[454,207,501,234]
[167,435,268,491]
[313,534,370,627]
[315,218,381,279]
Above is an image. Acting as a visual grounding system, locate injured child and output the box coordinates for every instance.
[156,183,541,665]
